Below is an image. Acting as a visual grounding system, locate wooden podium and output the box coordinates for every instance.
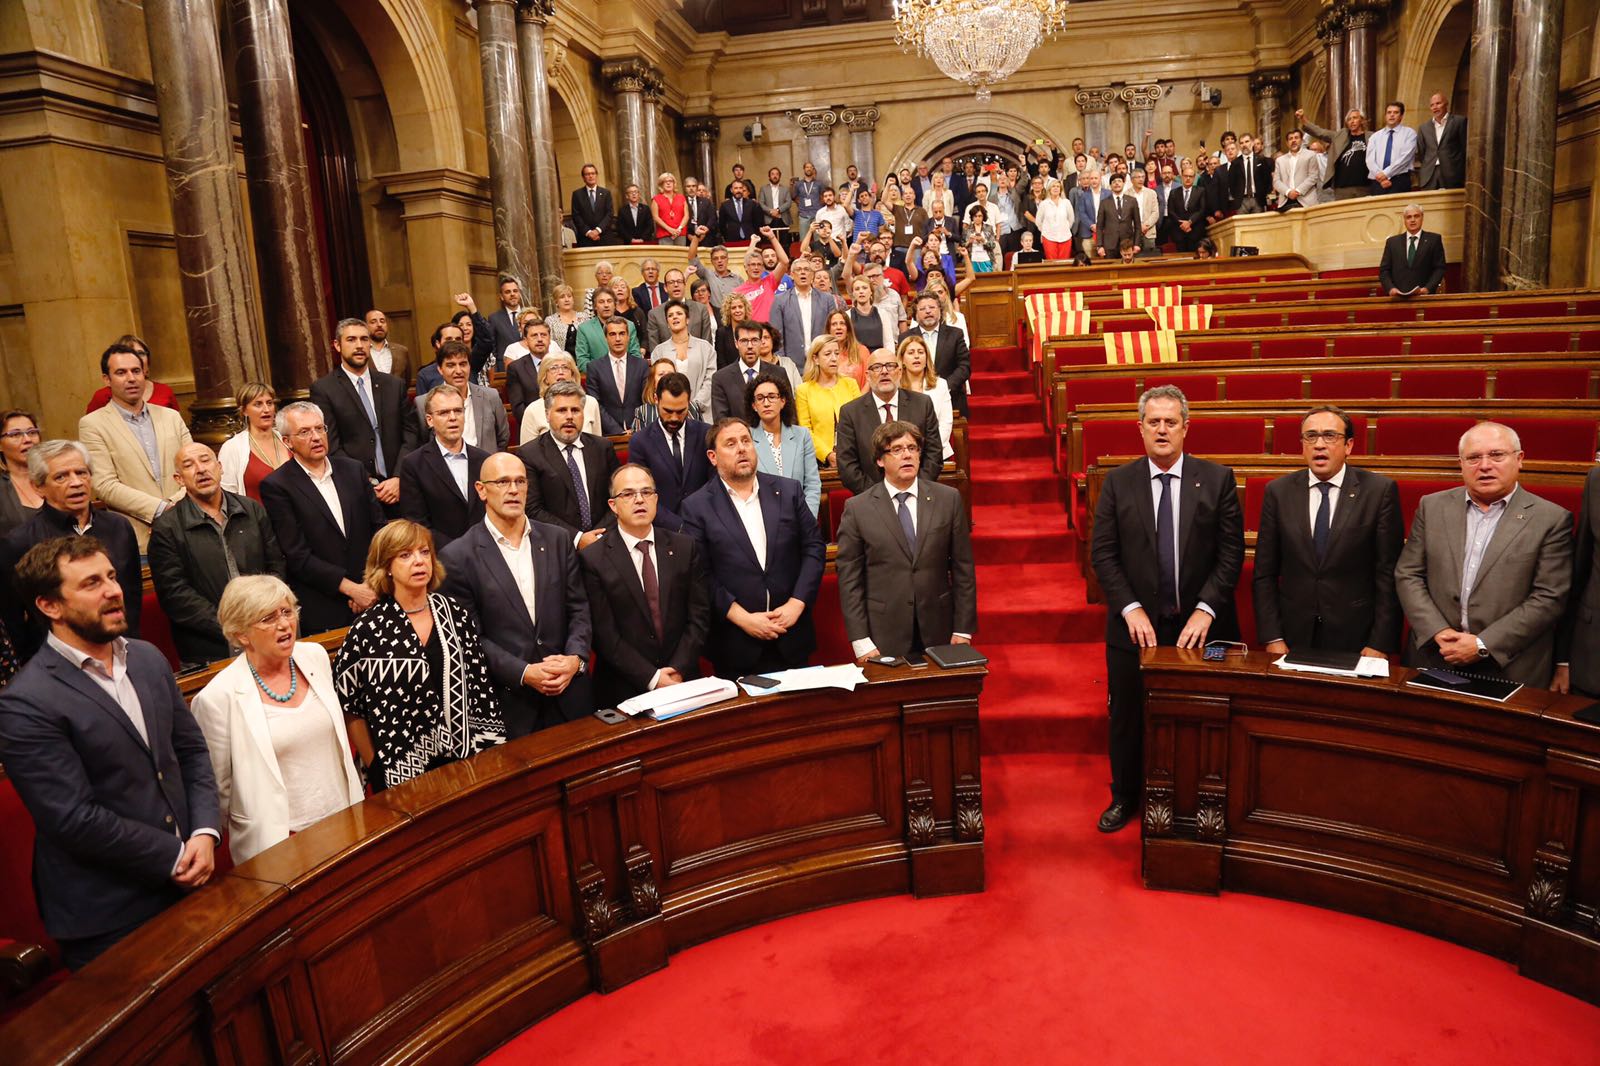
[1140,648,1600,1004]
[1,662,985,1064]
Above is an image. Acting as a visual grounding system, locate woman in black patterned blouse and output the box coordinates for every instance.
[335,519,503,790]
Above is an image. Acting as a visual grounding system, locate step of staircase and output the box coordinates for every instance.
[968,393,1040,424]
[969,370,1033,396]
[967,425,1053,462]
[970,502,1074,564]
[972,458,1060,505]
[977,562,1103,644]
[970,345,1025,375]
[978,642,1109,755]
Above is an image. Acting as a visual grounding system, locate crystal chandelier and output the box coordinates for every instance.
[893,0,1070,103]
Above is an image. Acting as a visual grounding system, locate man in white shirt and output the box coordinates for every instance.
[770,257,832,366]
[815,187,851,237]
[412,340,508,453]
[1272,129,1321,211]
[1367,101,1419,195]
[363,308,410,383]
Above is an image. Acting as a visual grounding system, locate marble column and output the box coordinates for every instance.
[516,0,561,311]
[684,116,719,188]
[1119,84,1163,158]
[603,59,651,193]
[641,73,663,185]
[1248,71,1291,155]
[473,0,538,302]
[1074,88,1117,155]
[226,0,331,395]
[795,109,837,186]
[839,106,880,184]
[1317,9,1347,125]
[1462,0,1512,291]
[143,0,265,439]
[1500,0,1564,288]
[1342,0,1388,127]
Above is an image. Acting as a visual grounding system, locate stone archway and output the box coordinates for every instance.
[547,52,607,188]
[1395,0,1470,112]
[884,107,1057,172]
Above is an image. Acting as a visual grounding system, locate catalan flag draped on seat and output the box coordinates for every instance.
[1103,330,1179,364]
[1121,285,1183,309]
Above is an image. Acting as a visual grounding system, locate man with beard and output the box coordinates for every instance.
[363,308,411,383]
[0,535,220,969]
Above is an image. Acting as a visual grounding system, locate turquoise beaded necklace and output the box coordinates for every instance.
[249,656,298,703]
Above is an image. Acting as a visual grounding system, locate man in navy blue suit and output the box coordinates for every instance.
[680,418,826,677]
[0,536,220,969]
[584,318,648,434]
[625,372,711,532]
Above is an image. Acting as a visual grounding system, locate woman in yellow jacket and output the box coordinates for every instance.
[794,335,862,470]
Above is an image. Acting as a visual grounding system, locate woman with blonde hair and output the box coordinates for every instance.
[519,352,602,443]
[189,575,365,861]
[715,290,752,370]
[543,283,589,356]
[334,520,503,791]
[897,334,954,461]
[218,383,287,503]
[652,172,689,244]
[1035,177,1077,261]
[795,334,862,469]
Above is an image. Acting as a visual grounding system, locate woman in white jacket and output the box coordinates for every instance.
[190,575,365,864]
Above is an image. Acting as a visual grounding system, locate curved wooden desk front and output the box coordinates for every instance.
[1,664,986,1064]
[1139,649,1600,1003]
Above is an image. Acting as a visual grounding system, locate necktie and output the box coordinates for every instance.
[1407,235,1417,265]
[590,188,596,209]
[895,491,916,553]
[637,540,663,642]
[1383,131,1393,169]
[355,375,386,477]
[565,444,591,528]
[1313,481,1333,561]
[882,401,893,423]
[1246,157,1254,197]
[745,367,756,384]
[1155,472,1178,617]
[669,427,682,468]
[1182,188,1190,210]
[614,357,627,397]
[735,200,743,222]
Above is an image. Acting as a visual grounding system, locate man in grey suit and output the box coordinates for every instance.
[1554,465,1600,697]
[645,268,714,349]
[835,350,943,494]
[769,258,834,368]
[836,420,976,660]
[412,340,509,454]
[1395,422,1573,687]
[1416,92,1467,190]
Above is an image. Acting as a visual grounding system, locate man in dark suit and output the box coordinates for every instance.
[899,291,971,415]
[835,350,943,494]
[1200,153,1237,224]
[585,318,649,434]
[1378,204,1448,297]
[683,176,715,240]
[398,384,489,547]
[1253,406,1403,658]
[309,317,420,512]
[483,277,529,363]
[627,372,712,531]
[571,163,615,246]
[681,418,826,677]
[258,401,384,635]
[1167,161,1208,251]
[1090,385,1244,832]
[1229,134,1274,213]
[836,420,977,660]
[616,184,654,244]
[718,181,760,246]
[506,320,557,421]
[1395,422,1573,687]
[1417,93,1467,189]
[1094,172,1142,258]
[0,535,220,969]
[515,380,619,547]
[439,451,593,736]
[632,259,667,312]
[1555,465,1600,697]
[710,321,782,422]
[579,463,711,708]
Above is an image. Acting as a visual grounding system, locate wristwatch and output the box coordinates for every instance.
[1475,637,1490,660]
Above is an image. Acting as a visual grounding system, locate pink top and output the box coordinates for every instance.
[653,193,687,239]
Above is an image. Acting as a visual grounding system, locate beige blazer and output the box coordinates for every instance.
[189,641,365,864]
[78,401,192,550]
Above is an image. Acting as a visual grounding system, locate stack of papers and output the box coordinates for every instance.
[618,676,739,720]
[1271,655,1390,679]
[737,663,869,697]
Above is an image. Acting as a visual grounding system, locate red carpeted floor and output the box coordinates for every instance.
[483,345,1600,1063]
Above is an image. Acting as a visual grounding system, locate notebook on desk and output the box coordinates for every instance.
[1406,667,1523,703]
[926,644,989,669]
[1282,648,1362,672]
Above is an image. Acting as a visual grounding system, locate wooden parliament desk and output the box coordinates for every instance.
[1,664,986,1064]
[1140,649,1600,1004]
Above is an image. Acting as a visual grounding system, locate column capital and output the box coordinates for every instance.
[641,71,664,103]
[1249,70,1292,99]
[1340,0,1389,30]
[1118,84,1164,111]
[683,115,721,142]
[1316,7,1346,40]
[516,0,554,23]
[1074,88,1118,113]
[838,105,881,132]
[602,58,652,94]
[794,108,837,137]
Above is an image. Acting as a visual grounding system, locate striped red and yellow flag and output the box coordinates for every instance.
[1144,304,1212,331]
[1103,330,1179,365]
[1121,285,1184,308]
[1024,291,1092,362]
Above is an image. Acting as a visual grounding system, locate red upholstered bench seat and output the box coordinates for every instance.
[1332,334,1405,358]
[1189,339,1253,361]
[1408,332,1480,355]
[1398,369,1489,399]
[1350,306,1419,325]
[1491,330,1573,353]
[1227,372,1303,401]
[1143,373,1218,401]
[1309,370,1393,399]
[1375,416,1479,456]
[1494,366,1592,399]
[1502,418,1599,462]
[1185,417,1266,456]
[1397,478,1469,532]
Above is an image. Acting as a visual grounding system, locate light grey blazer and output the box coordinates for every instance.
[415,382,509,454]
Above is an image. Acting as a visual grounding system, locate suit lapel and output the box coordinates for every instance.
[473,526,538,644]
[709,483,764,571]
[871,483,914,561]
[233,666,285,789]
[1438,493,1468,587]
[1177,460,1200,561]
[758,476,782,569]
[1474,493,1535,585]
[1129,461,1159,554]
[538,434,577,512]
[1319,469,1363,564]
[43,651,151,756]
[604,529,651,620]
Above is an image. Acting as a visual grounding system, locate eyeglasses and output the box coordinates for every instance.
[289,426,327,439]
[481,476,528,490]
[1460,450,1517,465]
[430,406,466,418]
[867,362,900,373]
[884,444,921,458]
[610,488,658,501]
[752,393,783,404]
[252,606,299,629]
[1300,430,1348,444]
[1,427,40,441]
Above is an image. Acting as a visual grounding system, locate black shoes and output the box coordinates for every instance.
[1097,798,1136,833]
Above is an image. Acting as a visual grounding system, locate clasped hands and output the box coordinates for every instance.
[1431,628,1483,666]
[730,599,804,641]
[523,654,582,695]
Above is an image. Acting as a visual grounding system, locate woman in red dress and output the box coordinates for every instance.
[218,383,288,503]
[652,172,689,245]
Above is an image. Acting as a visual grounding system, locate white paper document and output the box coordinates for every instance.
[1271,655,1390,679]
[618,676,740,720]
[737,663,869,697]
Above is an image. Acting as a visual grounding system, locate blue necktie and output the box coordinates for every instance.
[1382,131,1393,169]
[895,491,916,553]
[356,375,386,477]
[1155,473,1177,617]
[1313,481,1333,561]
[564,444,591,528]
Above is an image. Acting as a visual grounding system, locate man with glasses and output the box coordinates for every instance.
[836,421,976,662]
[1395,422,1573,687]
[441,451,593,734]
[1252,406,1403,660]
[258,401,383,635]
[834,350,943,494]
[398,384,489,548]
[579,464,710,707]
[711,321,782,422]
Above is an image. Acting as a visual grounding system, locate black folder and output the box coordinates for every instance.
[926,644,989,669]
[1282,648,1362,672]
[1406,667,1523,703]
